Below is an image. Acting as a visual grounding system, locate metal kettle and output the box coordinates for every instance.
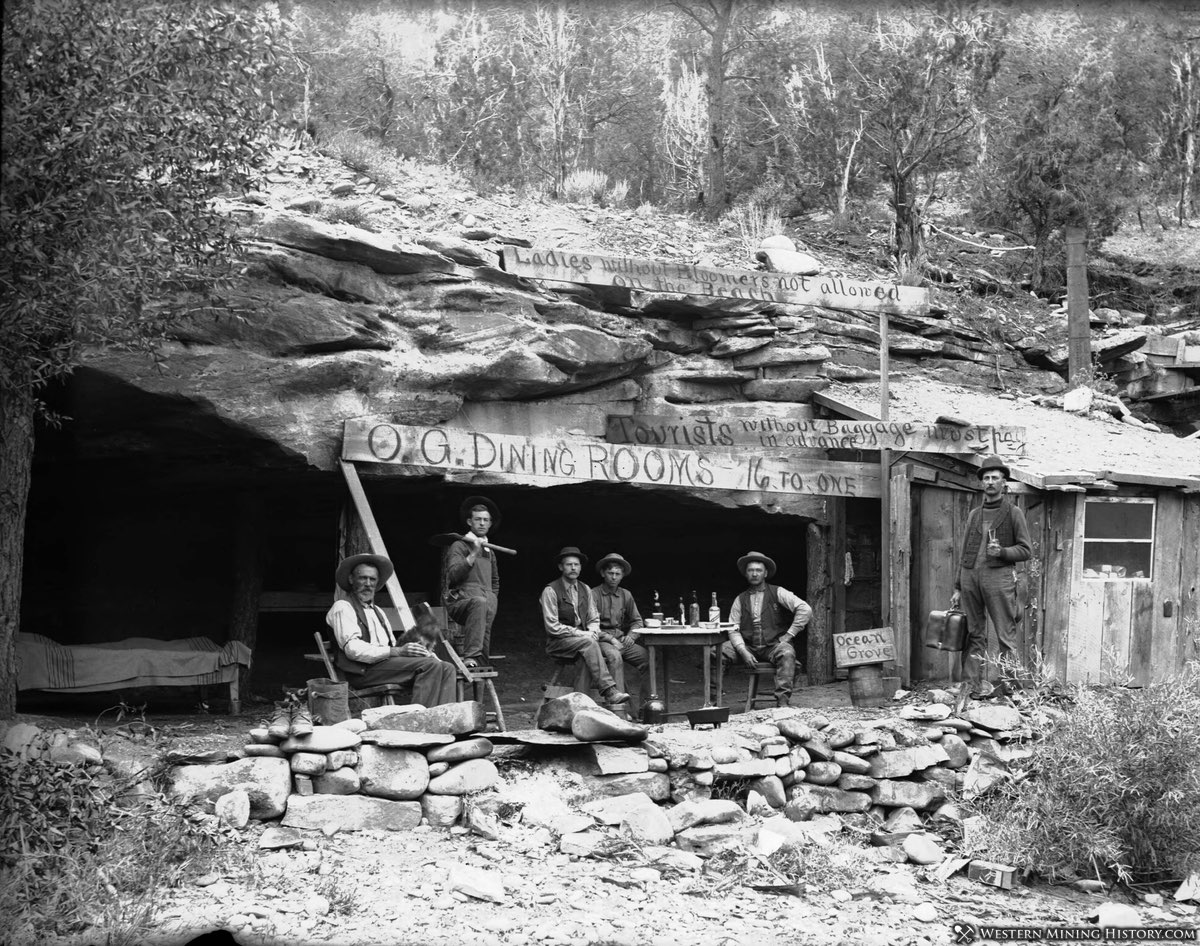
[641,699,667,724]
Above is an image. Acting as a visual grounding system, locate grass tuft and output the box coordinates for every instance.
[561,168,609,205]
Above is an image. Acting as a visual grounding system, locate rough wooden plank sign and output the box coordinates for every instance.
[342,420,882,499]
[606,413,1027,456]
[833,626,896,668]
[500,246,929,317]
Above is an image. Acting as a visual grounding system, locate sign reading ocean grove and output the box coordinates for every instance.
[606,413,1028,456]
[834,626,896,668]
[500,246,929,316]
[342,421,882,498]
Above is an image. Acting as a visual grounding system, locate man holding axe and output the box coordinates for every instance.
[443,495,503,668]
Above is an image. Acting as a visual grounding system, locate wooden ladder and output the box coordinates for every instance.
[339,459,477,685]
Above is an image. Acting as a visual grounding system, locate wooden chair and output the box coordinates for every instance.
[304,632,408,712]
[739,660,779,712]
[427,606,506,732]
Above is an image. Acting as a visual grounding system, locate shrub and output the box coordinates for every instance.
[561,168,609,204]
[319,201,376,230]
[605,179,630,208]
[967,666,1200,884]
[0,749,229,945]
[724,197,784,255]
[320,130,403,187]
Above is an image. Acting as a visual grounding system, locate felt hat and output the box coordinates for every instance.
[556,546,588,566]
[737,551,777,578]
[978,456,1012,480]
[459,495,501,530]
[336,553,394,592]
[596,553,632,577]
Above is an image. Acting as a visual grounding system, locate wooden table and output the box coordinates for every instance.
[637,626,729,716]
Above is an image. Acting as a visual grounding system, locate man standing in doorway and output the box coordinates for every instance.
[444,495,501,668]
[327,553,457,706]
[541,547,630,705]
[950,455,1032,698]
[592,552,650,716]
[724,551,812,708]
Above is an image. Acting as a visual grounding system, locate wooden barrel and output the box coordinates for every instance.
[847,664,886,708]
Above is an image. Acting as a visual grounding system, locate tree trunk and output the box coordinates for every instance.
[891,171,924,278]
[702,0,734,218]
[228,491,264,697]
[0,390,35,719]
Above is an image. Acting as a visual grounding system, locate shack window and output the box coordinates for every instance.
[1082,497,1155,580]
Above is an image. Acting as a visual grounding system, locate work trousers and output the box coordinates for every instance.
[611,636,650,714]
[446,591,497,661]
[546,633,622,693]
[341,654,457,707]
[719,639,798,704]
[958,565,1021,690]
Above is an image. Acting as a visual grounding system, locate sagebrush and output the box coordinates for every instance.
[967,666,1200,884]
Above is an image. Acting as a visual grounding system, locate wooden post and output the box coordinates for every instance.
[806,521,833,684]
[880,309,891,630]
[228,492,263,700]
[889,466,913,684]
[1065,226,1092,389]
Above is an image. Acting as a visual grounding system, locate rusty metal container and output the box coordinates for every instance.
[924,608,967,651]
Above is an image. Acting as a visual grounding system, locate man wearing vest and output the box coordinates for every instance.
[723,551,812,708]
[591,552,650,716]
[444,495,501,668]
[540,547,631,705]
[950,455,1032,698]
[326,553,457,706]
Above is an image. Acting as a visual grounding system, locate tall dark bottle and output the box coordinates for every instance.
[689,590,701,626]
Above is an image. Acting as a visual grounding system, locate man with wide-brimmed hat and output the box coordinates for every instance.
[326,553,457,706]
[722,551,812,707]
[540,547,630,705]
[443,495,502,668]
[591,553,650,715]
[950,456,1032,698]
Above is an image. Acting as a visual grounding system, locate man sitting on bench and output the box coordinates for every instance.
[326,553,457,707]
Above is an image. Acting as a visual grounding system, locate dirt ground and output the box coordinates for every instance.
[17,672,1200,946]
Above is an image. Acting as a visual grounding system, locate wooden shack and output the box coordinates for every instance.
[818,379,1200,687]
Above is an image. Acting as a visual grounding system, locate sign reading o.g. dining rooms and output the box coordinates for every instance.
[500,246,929,317]
[342,421,882,498]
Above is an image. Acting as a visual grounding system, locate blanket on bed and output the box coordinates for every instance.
[16,633,252,693]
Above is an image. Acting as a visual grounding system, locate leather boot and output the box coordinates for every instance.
[266,702,291,741]
[290,701,314,737]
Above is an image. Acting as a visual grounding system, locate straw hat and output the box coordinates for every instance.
[736,551,777,578]
[336,553,394,592]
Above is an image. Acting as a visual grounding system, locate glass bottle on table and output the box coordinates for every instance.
[678,597,686,626]
[651,590,663,622]
[708,592,721,624]
[689,590,700,626]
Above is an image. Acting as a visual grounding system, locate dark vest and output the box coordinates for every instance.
[548,578,592,629]
[336,598,391,673]
[960,499,1017,569]
[736,584,787,645]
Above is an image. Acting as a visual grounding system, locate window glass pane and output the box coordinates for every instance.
[1083,543,1152,579]
[1084,501,1153,540]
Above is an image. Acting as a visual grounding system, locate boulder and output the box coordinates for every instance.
[675,823,752,856]
[802,738,834,762]
[426,758,500,795]
[903,833,945,866]
[570,709,649,743]
[777,718,817,743]
[357,746,429,800]
[620,806,674,845]
[567,744,649,776]
[756,248,822,276]
[870,779,947,811]
[576,771,670,803]
[447,863,506,903]
[280,726,362,754]
[667,799,746,833]
[788,785,871,815]
[710,745,741,765]
[940,733,970,769]
[327,750,359,769]
[560,831,615,858]
[805,761,842,785]
[425,737,494,765]
[750,776,787,809]
[832,751,872,775]
[243,744,286,758]
[215,790,251,830]
[838,774,877,792]
[965,704,1023,733]
[289,752,328,777]
[427,761,450,778]
[823,726,856,749]
[312,767,360,795]
[644,846,705,873]
[420,794,463,828]
[282,795,422,832]
[581,793,660,826]
[536,692,600,732]
[359,705,425,727]
[713,759,777,780]
[360,730,454,749]
[170,757,291,819]
[868,748,918,779]
[884,807,923,832]
[365,702,486,736]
